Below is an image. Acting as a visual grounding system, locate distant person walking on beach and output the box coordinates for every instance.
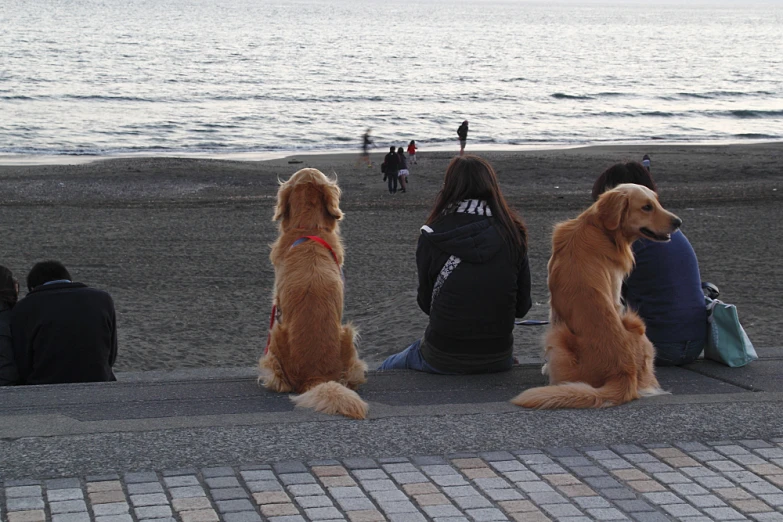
[378,155,532,374]
[397,147,409,193]
[407,140,418,164]
[358,129,374,167]
[642,154,651,172]
[457,121,469,155]
[382,146,400,194]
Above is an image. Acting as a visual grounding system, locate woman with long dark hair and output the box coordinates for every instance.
[592,162,707,366]
[0,265,20,385]
[379,155,532,373]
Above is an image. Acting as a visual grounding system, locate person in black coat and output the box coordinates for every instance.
[379,155,532,374]
[457,120,469,155]
[382,145,400,194]
[11,261,118,385]
[0,265,20,386]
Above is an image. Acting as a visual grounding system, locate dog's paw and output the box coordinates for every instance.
[541,363,549,376]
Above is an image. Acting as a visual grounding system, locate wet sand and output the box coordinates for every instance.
[0,143,780,370]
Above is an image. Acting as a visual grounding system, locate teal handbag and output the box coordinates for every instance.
[704,297,758,367]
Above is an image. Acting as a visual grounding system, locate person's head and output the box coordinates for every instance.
[26,260,71,292]
[427,155,527,249]
[642,154,650,161]
[591,161,657,201]
[462,120,468,126]
[389,146,395,153]
[409,140,415,146]
[397,147,404,155]
[0,266,19,310]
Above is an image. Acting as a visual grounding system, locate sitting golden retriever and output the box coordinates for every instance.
[258,168,368,419]
[512,184,681,409]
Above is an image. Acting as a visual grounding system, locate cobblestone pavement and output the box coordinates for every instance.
[4,438,783,522]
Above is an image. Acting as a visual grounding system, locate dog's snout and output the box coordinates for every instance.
[671,216,682,229]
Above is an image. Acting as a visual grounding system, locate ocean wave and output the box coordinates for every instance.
[725,109,783,118]
[733,133,780,139]
[676,90,776,99]
[551,93,594,100]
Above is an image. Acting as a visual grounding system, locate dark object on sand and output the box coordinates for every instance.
[288,159,303,164]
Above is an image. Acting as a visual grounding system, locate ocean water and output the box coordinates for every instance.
[1,0,782,159]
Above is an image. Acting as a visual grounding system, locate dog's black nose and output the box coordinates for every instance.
[672,217,682,229]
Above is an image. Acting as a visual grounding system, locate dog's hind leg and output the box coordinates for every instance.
[339,323,367,389]
[258,327,294,393]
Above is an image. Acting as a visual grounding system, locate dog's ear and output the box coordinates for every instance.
[321,181,343,221]
[597,190,629,231]
[273,182,294,221]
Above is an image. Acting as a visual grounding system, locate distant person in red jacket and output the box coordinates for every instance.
[407,140,418,164]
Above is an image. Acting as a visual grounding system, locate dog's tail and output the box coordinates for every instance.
[510,377,639,409]
[291,381,368,419]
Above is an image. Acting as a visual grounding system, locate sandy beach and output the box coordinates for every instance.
[0,143,780,371]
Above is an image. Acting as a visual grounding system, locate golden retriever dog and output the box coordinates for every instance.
[512,184,682,409]
[258,168,368,419]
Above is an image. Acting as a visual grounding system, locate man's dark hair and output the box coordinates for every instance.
[27,261,71,291]
[591,161,658,201]
[0,265,18,308]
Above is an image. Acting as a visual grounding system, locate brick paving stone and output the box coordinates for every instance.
[346,510,385,522]
[295,495,333,508]
[253,491,291,504]
[321,476,357,487]
[584,507,626,520]
[422,465,460,476]
[361,479,398,491]
[287,484,325,496]
[442,485,481,498]
[330,486,367,499]
[7,511,46,522]
[246,480,284,492]
[570,466,607,477]
[541,474,580,486]
[599,459,634,470]
[124,472,158,483]
[313,466,350,478]
[767,475,783,486]
[343,458,380,469]
[464,468,498,479]
[751,514,783,522]
[612,469,649,481]
[508,512,551,522]
[515,481,555,493]
[527,492,569,505]
[573,497,612,509]
[415,493,450,506]
[304,506,344,519]
[731,499,774,513]
[653,471,691,484]
[642,491,684,505]
[744,481,782,495]
[758,493,783,506]
[688,494,727,508]
[675,442,711,452]
[222,512,263,522]
[601,489,637,501]
[516,454,554,464]
[51,513,91,522]
[670,483,709,496]
[89,490,127,504]
[557,485,596,498]
[490,461,526,473]
[464,507,508,521]
[611,445,646,455]
[629,513,671,522]
[369,489,408,503]
[202,467,235,478]
[162,468,198,476]
[541,503,583,518]
[502,471,538,482]
[376,499,419,513]
[650,448,686,459]
[474,478,511,490]
[585,450,620,460]
[267,516,306,522]
[87,481,123,493]
[274,462,308,474]
[95,515,134,522]
[614,500,655,512]
[558,457,593,467]
[133,504,173,518]
[260,503,300,516]
[628,480,667,493]
[499,500,538,512]
[749,465,783,476]
[483,489,524,501]
[241,470,276,482]
[702,506,746,520]
[403,483,439,495]
[388,514,426,522]
[665,456,701,468]
[169,485,207,498]
[696,475,735,489]
[173,497,213,511]
[546,448,581,458]
[216,499,256,513]
[165,475,201,487]
[7,498,46,511]
[209,487,248,500]
[93,502,130,516]
[205,476,242,488]
[528,464,568,475]
[4,480,41,487]
[180,509,220,522]
[661,503,703,517]
[453,458,487,469]
[6,486,43,498]
[336,497,376,511]
[681,467,717,478]
[422,504,463,517]
[128,482,165,495]
[584,476,622,489]
[383,463,418,473]
[130,493,168,507]
[716,488,755,500]
[635,462,674,474]
[45,479,82,490]
[47,488,85,501]
[391,472,428,484]
[453,495,493,509]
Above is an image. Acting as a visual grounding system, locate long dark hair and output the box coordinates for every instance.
[0,265,18,309]
[426,155,527,250]
[591,161,657,201]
